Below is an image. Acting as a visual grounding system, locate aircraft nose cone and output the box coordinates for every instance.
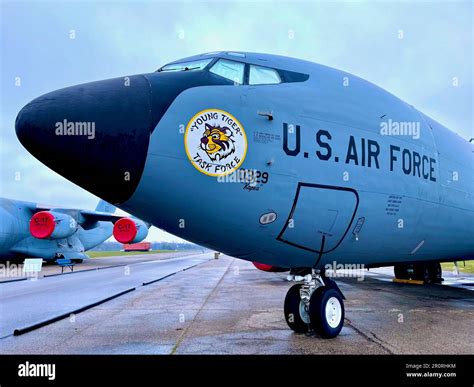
[15,75,153,204]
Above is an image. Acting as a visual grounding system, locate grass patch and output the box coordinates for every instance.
[441,261,474,274]
[87,250,176,258]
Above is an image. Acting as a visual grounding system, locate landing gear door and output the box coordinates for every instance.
[277,183,359,254]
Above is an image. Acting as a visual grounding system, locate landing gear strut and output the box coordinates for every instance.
[284,270,345,338]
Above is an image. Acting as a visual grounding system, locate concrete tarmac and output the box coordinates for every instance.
[0,254,472,354]
[0,250,203,282]
[0,253,212,339]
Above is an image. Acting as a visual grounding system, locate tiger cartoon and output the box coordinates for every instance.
[200,123,236,162]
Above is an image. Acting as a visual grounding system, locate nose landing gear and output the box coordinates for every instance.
[284,270,345,338]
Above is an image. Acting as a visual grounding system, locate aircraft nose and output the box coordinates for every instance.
[15,75,153,204]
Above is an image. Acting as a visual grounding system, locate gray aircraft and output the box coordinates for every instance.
[0,197,148,263]
[15,52,473,338]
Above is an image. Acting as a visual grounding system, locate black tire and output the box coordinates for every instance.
[394,264,409,279]
[309,287,344,339]
[72,259,83,264]
[428,263,442,283]
[413,263,430,283]
[284,284,310,333]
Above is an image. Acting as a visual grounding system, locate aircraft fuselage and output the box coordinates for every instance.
[15,52,474,269]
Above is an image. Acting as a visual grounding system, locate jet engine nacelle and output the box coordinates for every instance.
[30,211,78,239]
[113,218,148,244]
[252,262,289,273]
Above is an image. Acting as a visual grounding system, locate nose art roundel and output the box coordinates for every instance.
[184,109,248,177]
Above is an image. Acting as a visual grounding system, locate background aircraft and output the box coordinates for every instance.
[15,51,473,338]
[0,197,149,263]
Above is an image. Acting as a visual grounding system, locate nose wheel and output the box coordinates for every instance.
[284,284,311,333]
[284,271,345,338]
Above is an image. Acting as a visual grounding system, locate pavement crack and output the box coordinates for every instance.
[170,259,234,355]
[344,318,394,354]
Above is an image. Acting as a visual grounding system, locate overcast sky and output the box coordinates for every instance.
[0,0,472,242]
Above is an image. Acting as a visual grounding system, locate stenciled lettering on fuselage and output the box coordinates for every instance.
[185,109,248,177]
[282,123,437,182]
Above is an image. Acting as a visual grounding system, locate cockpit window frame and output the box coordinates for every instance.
[158,56,310,84]
[248,64,282,85]
[209,58,247,85]
[157,58,217,73]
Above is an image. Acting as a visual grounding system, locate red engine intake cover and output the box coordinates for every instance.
[30,211,55,239]
[113,218,138,244]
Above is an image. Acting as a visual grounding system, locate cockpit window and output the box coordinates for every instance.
[157,56,309,85]
[159,58,212,72]
[249,65,281,85]
[209,59,245,84]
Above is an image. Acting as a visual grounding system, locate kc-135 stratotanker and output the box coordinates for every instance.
[15,52,473,338]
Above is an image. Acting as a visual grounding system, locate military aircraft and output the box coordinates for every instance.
[15,51,473,338]
[0,197,149,263]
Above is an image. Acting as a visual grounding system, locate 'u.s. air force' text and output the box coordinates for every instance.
[282,124,436,182]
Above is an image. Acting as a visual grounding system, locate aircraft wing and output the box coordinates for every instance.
[79,210,126,223]
[31,206,123,223]
[32,204,150,227]
[80,210,152,228]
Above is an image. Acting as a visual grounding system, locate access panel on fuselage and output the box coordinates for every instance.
[277,183,359,254]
